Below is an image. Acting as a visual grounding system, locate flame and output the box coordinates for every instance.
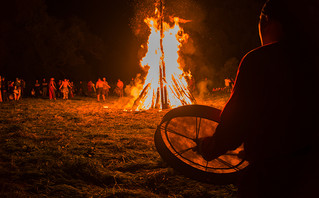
[135,9,193,110]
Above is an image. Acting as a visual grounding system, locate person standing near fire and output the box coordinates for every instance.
[48,78,56,100]
[69,81,74,98]
[42,78,48,97]
[7,81,14,100]
[197,0,318,197]
[116,79,124,97]
[1,76,8,102]
[56,80,62,98]
[87,81,95,97]
[224,77,232,92]
[14,78,22,100]
[59,79,71,100]
[34,80,41,97]
[95,78,103,101]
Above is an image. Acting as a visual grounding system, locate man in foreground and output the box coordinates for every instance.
[198,1,319,197]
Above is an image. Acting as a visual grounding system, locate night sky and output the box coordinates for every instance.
[1,0,265,86]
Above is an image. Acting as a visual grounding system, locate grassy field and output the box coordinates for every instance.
[0,93,237,198]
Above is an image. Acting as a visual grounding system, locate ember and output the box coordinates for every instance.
[133,0,196,111]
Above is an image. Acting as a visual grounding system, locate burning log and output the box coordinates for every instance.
[155,88,161,108]
[176,75,196,103]
[132,83,151,110]
[158,0,169,109]
[170,75,196,105]
[150,88,161,109]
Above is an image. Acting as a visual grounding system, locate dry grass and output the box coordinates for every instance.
[0,93,237,197]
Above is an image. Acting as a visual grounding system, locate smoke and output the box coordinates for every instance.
[124,73,144,98]
[102,73,146,111]
[166,0,219,88]
[195,78,213,99]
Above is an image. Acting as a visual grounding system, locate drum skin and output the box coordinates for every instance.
[154,105,248,184]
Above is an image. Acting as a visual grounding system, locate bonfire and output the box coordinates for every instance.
[133,0,196,111]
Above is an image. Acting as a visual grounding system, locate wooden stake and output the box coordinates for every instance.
[132,83,151,110]
[159,0,169,109]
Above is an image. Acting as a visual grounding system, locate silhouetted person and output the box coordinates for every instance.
[77,81,84,96]
[7,81,14,100]
[1,76,8,102]
[69,81,74,98]
[20,79,25,98]
[102,77,111,100]
[96,78,103,101]
[49,78,56,100]
[87,81,95,97]
[60,79,71,100]
[34,80,41,97]
[15,78,22,100]
[42,78,48,97]
[116,79,124,97]
[198,1,318,197]
[57,80,62,98]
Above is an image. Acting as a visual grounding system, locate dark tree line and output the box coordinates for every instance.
[1,0,265,87]
[0,0,109,81]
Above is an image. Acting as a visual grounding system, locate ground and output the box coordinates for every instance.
[0,93,238,198]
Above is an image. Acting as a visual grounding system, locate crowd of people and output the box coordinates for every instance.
[0,75,125,102]
[0,74,235,103]
[0,76,26,102]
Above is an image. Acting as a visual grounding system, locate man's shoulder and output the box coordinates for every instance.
[241,42,285,66]
[246,42,282,57]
